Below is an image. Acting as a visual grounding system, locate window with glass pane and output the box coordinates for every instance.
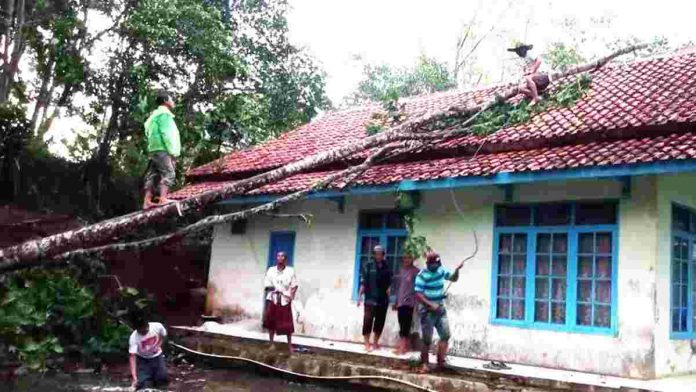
[496,233,527,320]
[386,236,406,276]
[575,203,617,225]
[493,201,617,333]
[496,205,532,226]
[670,204,696,337]
[355,212,408,299]
[535,204,571,226]
[672,236,689,333]
[576,232,612,328]
[358,235,381,275]
[534,233,568,324]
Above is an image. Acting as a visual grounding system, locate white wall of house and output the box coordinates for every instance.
[654,172,696,377]
[206,176,665,378]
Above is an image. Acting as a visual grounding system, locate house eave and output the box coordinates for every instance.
[218,159,696,205]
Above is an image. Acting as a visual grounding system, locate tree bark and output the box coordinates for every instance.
[2,144,400,272]
[0,0,25,103]
[0,45,648,269]
[29,58,55,133]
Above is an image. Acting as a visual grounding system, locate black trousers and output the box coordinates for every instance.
[136,354,168,390]
[397,306,414,337]
[362,304,388,336]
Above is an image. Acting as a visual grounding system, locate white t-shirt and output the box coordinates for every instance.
[264,265,298,306]
[128,322,167,358]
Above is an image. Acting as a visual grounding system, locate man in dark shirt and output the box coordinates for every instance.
[357,245,392,351]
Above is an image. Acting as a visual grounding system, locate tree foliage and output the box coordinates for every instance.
[0,268,152,370]
[1,0,329,217]
[346,55,456,105]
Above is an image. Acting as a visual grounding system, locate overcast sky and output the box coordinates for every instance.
[287,0,696,103]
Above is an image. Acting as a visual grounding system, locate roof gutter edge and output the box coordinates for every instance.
[218,159,696,205]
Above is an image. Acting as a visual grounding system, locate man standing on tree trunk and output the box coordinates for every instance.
[142,90,180,209]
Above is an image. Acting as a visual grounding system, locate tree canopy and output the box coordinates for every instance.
[0,0,329,217]
[345,55,456,105]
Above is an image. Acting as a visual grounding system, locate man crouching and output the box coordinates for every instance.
[129,318,168,390]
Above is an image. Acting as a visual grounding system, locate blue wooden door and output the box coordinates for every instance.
[267,232,296,267]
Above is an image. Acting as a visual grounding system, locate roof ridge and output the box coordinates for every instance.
[332,50,696,111]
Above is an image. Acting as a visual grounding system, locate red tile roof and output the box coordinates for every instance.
[172,132,696,200]
[174,52,696,200]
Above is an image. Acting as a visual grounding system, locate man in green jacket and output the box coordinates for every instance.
[142,91,181,209]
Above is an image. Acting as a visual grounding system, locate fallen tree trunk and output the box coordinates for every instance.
[0,44,647,269]
[1,144,402,272]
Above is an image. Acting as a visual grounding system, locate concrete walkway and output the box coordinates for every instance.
[174,322,695,391]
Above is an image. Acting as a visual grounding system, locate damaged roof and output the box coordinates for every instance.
[174,51,696,200]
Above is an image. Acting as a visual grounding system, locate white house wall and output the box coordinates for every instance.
[655,173,696,376]
[207,177,661,378]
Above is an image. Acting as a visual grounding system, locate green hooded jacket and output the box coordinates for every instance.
[144,106,181,157]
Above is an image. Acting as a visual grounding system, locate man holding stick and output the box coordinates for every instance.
[415,250,466,373]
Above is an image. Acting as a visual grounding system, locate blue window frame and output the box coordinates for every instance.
[670,204,696,339]
[491,201,619,335]
[352,211,407,299]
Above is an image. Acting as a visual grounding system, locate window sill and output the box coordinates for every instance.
[490,318,618,337]
[670,332,696,340]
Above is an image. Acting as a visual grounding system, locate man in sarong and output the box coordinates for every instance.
[263,251,299,353]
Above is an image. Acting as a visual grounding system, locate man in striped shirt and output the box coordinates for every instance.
[415,250,464,372]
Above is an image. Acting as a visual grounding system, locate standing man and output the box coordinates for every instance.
[128,318,168,390]
[263,251,299,353]
[357,245,392,352]
[392,251,420,355]
[142,90,180,209]
[415,251,465,373]
[508,43,553,106]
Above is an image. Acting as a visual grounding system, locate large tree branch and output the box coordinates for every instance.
[0,45,647,268]
[0,144,400,273]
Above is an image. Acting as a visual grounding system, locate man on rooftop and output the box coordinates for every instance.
[509,43,553,106]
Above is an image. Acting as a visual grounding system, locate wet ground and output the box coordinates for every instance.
[2,362,372,392]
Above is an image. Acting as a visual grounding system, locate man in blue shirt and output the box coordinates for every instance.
[415,250,464,372]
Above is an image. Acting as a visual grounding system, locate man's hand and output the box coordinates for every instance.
[430,303,441,312]
[131,378,138,389]
[392,304,397,311]
[356,300,362,307]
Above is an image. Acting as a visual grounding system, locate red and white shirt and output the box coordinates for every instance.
[128,322,167,358]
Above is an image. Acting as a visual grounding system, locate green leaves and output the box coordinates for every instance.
[347,55,456,105]
[396,191,430,259]
[0,270,134,371]
[469,74,592,136]
[546,43,585,72]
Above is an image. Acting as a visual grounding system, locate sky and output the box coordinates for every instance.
[286,0,696,103]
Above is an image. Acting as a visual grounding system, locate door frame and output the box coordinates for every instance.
[267,231,296,268]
